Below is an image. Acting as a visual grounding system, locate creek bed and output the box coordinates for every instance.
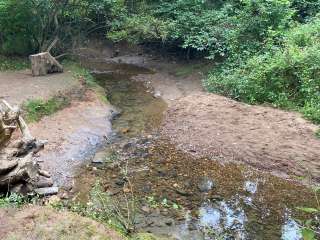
[73,61,318,240]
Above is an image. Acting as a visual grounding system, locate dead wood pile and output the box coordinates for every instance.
[0,100,56,195]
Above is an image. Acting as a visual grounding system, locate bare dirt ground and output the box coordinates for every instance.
[162,92,320,183]
[30,90,113,187]
[0,69,78,105]
[0,206,123,240]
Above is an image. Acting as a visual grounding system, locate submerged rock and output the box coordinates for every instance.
[197,176,215,192]
[92,151,107,164]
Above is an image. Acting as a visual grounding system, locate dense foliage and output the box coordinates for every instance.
[0,0,119,55]
[205,17,320,123]
[1,0,320,124]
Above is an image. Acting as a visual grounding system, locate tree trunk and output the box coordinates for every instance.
[29,52,63,77]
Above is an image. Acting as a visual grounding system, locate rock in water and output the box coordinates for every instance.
[92,151,107,164]
[153,91,162,98]
[198,176,215,192]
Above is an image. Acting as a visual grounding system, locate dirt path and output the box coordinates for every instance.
[0,69,78,105]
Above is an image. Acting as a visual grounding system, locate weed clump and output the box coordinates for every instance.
[23,96,70,122]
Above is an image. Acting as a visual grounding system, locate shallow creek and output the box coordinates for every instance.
[74,60,318,240]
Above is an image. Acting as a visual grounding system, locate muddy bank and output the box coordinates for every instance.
[30,90,114,186]
[162,92,320,183]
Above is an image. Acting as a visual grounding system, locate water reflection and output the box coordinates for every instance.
[199,200,247,239]
[281,213,302,240]
[74,63,316,240]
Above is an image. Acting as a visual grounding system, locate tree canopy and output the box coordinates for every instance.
[1,0,320,123]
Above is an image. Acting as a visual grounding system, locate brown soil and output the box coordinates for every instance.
[0,206,124,240]
[162,92,320,183]
[96,48,320,184]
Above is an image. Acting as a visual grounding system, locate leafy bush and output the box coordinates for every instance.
[0,0,122,55]
[0,56,29,71]
[106,0,297,59]
[205,17,320,123]
[108,14,173,44]
[0,193,28,208]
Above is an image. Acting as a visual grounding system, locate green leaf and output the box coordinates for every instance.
[172,203,179,209]
[296,207,319,213]
[301,228,316,240]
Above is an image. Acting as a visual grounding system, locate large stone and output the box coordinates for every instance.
[92,151,107,164]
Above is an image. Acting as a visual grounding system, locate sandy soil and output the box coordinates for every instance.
[0,206,123,240]
[30,91,113,187]
[162,93,320,183]
[95,49,320,183]
[0,69,78,105]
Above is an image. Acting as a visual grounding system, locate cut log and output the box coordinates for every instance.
[29,52,63,77]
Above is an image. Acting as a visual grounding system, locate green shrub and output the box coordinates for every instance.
[0,193,27,208]
[205,17,320,123]
[0,56,29,71]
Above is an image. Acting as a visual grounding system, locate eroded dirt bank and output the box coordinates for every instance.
[162,92,320,183]
[0,67,115,187]
[30,90,114,186]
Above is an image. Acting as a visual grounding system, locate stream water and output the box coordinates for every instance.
[74,60,318,240]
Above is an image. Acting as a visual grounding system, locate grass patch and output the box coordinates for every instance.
[0,55,29,71]
[0,193,30,208]
[23,95,70,122]
[52,181,136,238]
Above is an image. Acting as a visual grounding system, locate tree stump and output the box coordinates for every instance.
[29,52,63,77]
